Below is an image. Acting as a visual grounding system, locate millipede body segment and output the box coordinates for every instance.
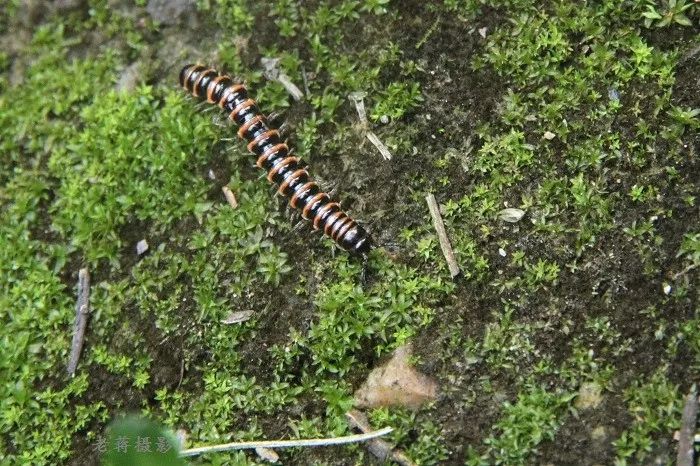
[179,64,372,255]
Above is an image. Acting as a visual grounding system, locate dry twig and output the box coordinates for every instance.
[677,386,698,466]
[349,91,393,160]
[67,268,90,376]
[366,131,393,161]
[426,193,460,278]
[222,185,238,209]
[345,410,416,466]
[261,57,304,101]
[349,91,369,128]
[300,65,311,98]
[180,427,393,457]
[672,263,698,281]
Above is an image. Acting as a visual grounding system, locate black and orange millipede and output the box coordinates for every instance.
[179,64,372,256]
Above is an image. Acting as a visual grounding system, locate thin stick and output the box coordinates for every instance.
[261,57,304,102]
[366,131,392,161]
[415,16,440,50]
[222,186,238,209]
[346,410,416,466]
[673,263,698,281]
[348,91,392,161]
[180,427,393,457]
[300,65,311,98]
[349,91,369,128]
[277,74,305,102]
[426,193,460,278]
[677,386,698,466]
[67,268,90,376]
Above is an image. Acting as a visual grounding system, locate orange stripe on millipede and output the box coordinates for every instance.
[267,157,299,182]
[302,192,328,220]
[330,216,352,240]
[206,75,225,103]
[217,84,235,108]
[324,211,344,236]
[229,99,255,121]
[237,114,264,139]
[290,182,316,209]
[182,65,200,91]
[277,169,307,195]
[247,130,279,153]
[335,219,355,242]
[256,143,288,168]
[218,83,245,109]
[313,202,339,229]
[192,68,214,97]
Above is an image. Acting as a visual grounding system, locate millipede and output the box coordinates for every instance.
[179,64,372,256]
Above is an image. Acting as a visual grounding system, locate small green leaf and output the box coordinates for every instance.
[658,15,673,27]
[673,13,693,26]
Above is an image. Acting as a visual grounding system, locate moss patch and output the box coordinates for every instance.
[1,0,699,465]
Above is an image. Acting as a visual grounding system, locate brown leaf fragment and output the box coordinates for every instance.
[354,344,438,410]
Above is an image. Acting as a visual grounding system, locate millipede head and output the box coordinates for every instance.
[341,225,372,256]
[353,237,372,257]
[179,63,196,88]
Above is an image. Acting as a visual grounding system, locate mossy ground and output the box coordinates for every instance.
[1,0,699,465]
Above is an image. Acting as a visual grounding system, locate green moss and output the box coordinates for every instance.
[613,370,682,464]
[466,382,574,465]
[1,0,698,464]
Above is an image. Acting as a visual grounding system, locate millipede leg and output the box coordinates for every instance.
[326,184,339,199]
[277,122,291,140]
[291,218,306,234]
[360,255,370,286]
[211,114,230,127]
[266,111,285,124]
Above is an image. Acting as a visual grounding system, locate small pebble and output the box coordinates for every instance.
[255,447,279,463]
[221,310,253,324]
[498,208,525,223]
[136,239,149,256]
